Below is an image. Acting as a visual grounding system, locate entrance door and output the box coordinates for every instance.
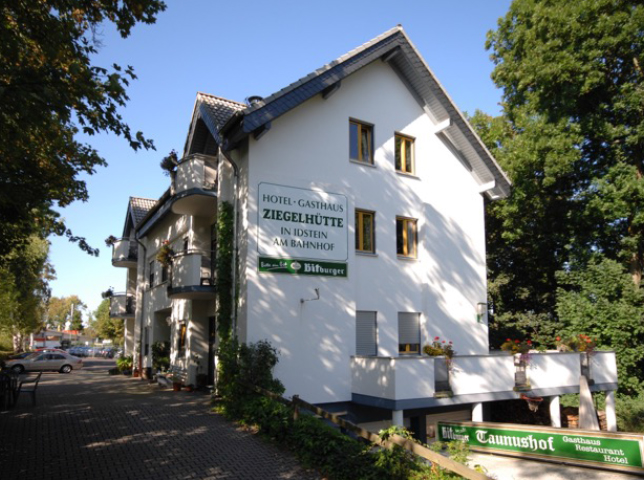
[208,316,216,385]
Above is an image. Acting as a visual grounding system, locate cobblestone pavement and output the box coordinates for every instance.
[0,359,321,480]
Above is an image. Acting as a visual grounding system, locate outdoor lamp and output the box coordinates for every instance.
[476,302,488,323]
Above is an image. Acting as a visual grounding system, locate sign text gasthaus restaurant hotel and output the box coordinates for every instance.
[257,183,348,277]
[438,421,644,473]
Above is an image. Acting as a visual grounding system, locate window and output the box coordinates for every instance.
[355,210,375,253]
[395,133,414,174]
[177,323,187,353]
[149,261,155,288]
[349,119,373,164]
[356,311,377,356]
[398,312,420,354]
[396,217,417,258]
[161,263,169,283]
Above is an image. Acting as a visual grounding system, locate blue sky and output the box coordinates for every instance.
[48,0,513,318]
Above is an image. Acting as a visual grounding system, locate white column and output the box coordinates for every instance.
[549,395,561,428]
[605,390,617,432]
[392,410,404,427]
[472,402,484,422]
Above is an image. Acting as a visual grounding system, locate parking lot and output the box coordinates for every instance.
[0,358,320,480]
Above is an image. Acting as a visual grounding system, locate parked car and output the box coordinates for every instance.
[35,348,67,354]
[4,352,83,374]
[68,347,86,357]
[7,351,35,360]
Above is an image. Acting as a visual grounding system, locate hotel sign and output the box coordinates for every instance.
[438,421,644,473]
[257,183,348,276]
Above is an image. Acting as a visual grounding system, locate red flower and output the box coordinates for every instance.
[442,340,446,343]
[556,336,561,341]
[527,340,532,345]
[435,336,440,340]
[515,340,520,344]
[506,339,511,342]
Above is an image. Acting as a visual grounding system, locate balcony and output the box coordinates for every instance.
[171,154,217,216]
[167,251,216,299]
[111,238,138,268]
[351,351,618,411]
[109,294,135,318]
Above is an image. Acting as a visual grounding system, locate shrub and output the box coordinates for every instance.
[116,355,133,372]
[215,338,474,479]
[616,394,644,433]
[151,341,170,371]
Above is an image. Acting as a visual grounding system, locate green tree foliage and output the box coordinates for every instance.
[488,0,644,285]
[0,0,166,260]
[557,257,644,394]
[216,201,234,341]
[89,299,123,343]
[0,236,52,350]
[477,1,644,381]
[47,295,86,330]
[470,110,584,345]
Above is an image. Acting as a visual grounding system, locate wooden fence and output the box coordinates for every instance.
[251,385,490,480]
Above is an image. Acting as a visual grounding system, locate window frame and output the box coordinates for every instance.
[355,209,376,254]
[149,261,155,288]
[396,216,418,258]
[349,119,374,165]
[161,263,169,283]
[177,323,187,353]
[356,310,378,356]
[395,133,415,175]
[398,312,421,355]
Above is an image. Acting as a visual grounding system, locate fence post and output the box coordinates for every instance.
[292,394,300,422]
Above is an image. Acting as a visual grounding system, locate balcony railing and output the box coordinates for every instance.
[171,154,217,216]
[109,293,135,318]
[167,250,215,299]
[351,351,618,410]
[111,238,138,268]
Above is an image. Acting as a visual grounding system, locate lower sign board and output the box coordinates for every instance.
[258,256,348,277]
[438,421,644,473]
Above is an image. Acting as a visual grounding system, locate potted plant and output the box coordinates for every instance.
[501,338,533,390]
[556,334,597,383]
[171,373,183,391]
[423,336,455,396]
[116,355,133,375]
[101,287,114,299]
[156,240,174,266]
[105,235,118,247]
[160,150,178,177]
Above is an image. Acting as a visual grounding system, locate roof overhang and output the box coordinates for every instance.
[189,26,511,200]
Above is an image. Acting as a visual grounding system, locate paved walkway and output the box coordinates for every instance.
[0,359,320,480]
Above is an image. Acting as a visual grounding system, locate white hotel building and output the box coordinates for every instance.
[109,27,618,439]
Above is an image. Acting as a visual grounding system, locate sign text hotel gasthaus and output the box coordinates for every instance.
[257,183,348,277]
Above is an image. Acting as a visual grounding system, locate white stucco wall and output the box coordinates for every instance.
[240,61,489,404]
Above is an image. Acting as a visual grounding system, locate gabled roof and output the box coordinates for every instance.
[129,197,156,227]
[183,93,245,152]
[187,26,511,199]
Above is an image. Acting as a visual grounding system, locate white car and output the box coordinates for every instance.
[4,351,83,374]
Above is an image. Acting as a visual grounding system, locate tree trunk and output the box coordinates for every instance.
[12,332,24,352]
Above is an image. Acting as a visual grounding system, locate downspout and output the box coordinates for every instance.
[219,147,239,338]
[134,237,147,375]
